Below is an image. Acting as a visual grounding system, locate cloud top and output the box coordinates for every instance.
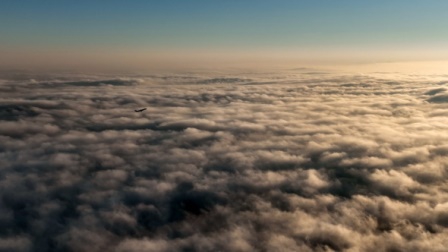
[0,71,448,251]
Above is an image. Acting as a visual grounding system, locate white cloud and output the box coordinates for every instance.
[0,70,447,251]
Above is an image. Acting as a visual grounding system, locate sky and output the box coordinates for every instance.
[1,1,448,70]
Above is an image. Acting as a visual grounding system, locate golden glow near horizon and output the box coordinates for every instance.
[2,45,448,73]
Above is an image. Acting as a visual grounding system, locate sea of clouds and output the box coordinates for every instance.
[1,69,448,251]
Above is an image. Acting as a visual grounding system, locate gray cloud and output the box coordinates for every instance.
[0,71,448,251]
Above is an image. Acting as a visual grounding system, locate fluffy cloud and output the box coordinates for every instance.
[0,70,448,251]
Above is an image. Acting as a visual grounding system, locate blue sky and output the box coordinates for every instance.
[1,1,448,68]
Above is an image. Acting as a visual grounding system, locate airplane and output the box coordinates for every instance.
[134,108,147,112]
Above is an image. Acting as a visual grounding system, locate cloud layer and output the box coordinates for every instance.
[1,70,448,251]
